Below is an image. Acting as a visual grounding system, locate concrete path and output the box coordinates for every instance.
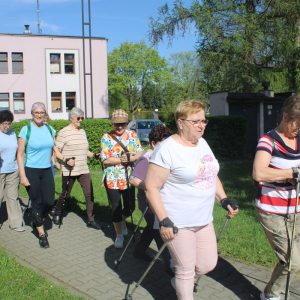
[0,197,299,300]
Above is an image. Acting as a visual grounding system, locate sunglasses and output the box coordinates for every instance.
[76,117,84,121]
[113,122,127,127]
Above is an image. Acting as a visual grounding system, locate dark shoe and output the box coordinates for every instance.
[53,214,61,225]
[87,221,102,230]
[49,207,56,217]
[133,251,154,261]
[39,234,49,249]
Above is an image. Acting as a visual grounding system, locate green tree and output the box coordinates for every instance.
[108,41,170,118]
[149,0,300,93]
[168,51,207,102]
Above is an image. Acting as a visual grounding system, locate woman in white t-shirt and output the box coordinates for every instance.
[145,100,239,300]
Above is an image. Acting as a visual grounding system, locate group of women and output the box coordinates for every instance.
[1,103,101,249]
[0,95,299,300]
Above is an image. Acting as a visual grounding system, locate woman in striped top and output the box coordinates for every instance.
[253,94,300,300]
[53,107,101,230]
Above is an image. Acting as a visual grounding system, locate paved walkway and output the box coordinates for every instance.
[0,197,300,300]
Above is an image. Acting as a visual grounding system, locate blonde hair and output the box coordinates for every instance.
[43,113,50,121]
[174,100,206,121]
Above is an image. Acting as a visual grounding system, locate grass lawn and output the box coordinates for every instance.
[0,247,84,300]
[18,160,277,269]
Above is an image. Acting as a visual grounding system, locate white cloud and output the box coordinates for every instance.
[40,20,59,32]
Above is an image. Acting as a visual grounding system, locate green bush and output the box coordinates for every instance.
[11,119,31,136]
[109,110,172,122]
[204,116,247,161]
[49,120,69,133]
[164,114,247,161]
[11,119,113,169]
[80,119,113,168]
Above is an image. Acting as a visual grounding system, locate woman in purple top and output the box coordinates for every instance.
[129,125,174,276]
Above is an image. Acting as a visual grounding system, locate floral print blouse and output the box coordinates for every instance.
[101,130,144,190]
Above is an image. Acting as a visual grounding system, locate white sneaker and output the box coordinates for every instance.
[122,222,128,236]
[171,277,175,290]
[114,235,124,248]
[260,292,280,300]
[13,226,26,232]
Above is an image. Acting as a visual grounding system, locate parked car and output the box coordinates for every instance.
[128,119,163,145]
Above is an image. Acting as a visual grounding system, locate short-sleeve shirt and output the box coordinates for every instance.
[101,130,144,190]
[130,150,152,213]
[255,130,300,214]
[55,126,89,176]
[19,123,55,169]
[150,136,219,228]
[0,129,18,174]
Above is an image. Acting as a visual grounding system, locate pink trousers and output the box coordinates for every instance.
[167,222,218,300]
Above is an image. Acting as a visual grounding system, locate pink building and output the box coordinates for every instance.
[0,29,109,121]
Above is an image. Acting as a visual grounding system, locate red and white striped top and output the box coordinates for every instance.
[255,130,300,214]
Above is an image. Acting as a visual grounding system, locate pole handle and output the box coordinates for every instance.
[226,203,239,219]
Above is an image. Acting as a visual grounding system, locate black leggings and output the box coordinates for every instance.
[134,212,171,264]
[25,167,55,227]
[104,179,135,223]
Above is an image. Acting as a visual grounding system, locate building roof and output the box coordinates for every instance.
[0,33,108,40]
[227,92,294,102]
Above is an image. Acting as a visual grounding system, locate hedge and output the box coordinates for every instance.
[11,119,113,169]
[11,114,247,165]
[109,110,173,123]
[165,114,248,161]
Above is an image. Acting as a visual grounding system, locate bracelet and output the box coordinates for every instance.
[93,153,96,159]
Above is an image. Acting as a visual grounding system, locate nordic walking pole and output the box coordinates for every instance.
[59,157,75,229]
[123,226,179,300]
[124,152,135,243]
[284,175,300,300]
[115,205,149,270]
[22,197,31,226]
[194,202,239,293]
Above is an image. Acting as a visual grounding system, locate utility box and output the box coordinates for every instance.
[210,85,293,153]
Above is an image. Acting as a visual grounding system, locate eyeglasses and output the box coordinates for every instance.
[181,119,209,126]
[294,121,300,128]
[1,122,12,127]
[32,112,45,116]
[113,122,127,127]
[76,117,84,121]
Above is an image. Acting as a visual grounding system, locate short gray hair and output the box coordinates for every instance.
[69,107,84,121]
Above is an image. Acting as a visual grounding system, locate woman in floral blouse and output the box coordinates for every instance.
[101,109,143,248]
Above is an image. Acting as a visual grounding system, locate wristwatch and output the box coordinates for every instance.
[292,167,299,179]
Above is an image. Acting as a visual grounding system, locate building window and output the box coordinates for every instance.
[0,52,8,73]
[65,54,74,73]
[66,92,76,111]
[13,93,25,113]
[50,54,60,73]
[0,93,9,111]
[12,53,23,74]
[51,92,62,112]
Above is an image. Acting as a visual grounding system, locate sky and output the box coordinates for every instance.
[0,0,198,59]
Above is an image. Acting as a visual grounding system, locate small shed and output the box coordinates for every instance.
[210,83,293,153]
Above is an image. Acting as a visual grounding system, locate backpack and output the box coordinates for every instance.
[24,123,55,166]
